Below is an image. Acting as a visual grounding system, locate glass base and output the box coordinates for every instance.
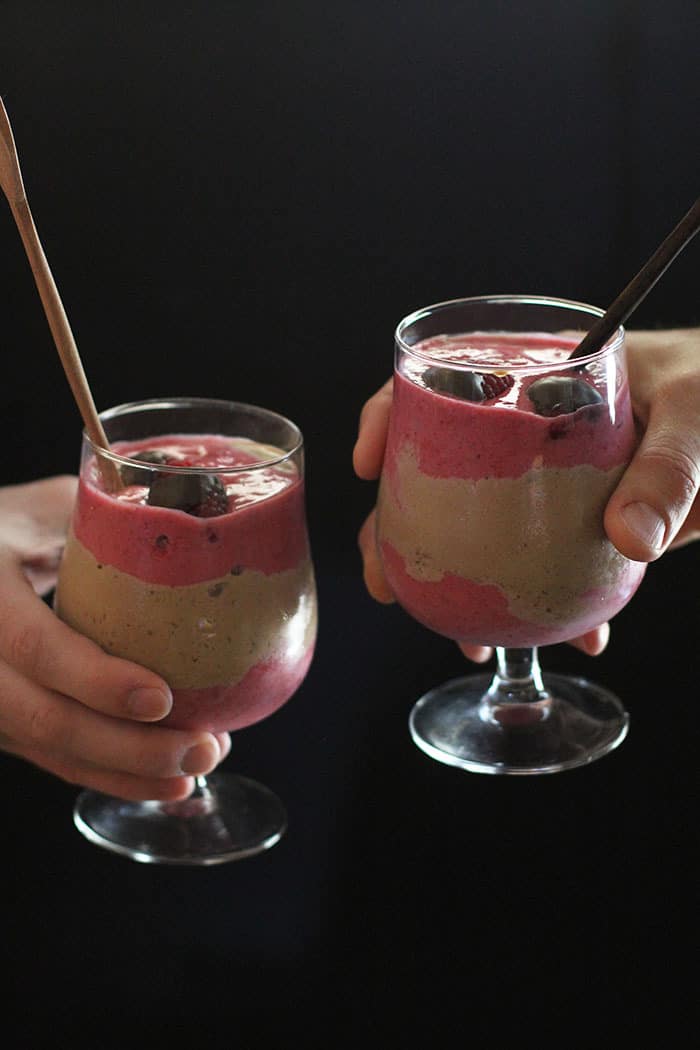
[73,772,287,865]
[409,671,629,775]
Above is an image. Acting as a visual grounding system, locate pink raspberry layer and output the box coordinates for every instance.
[163,645,315,733]
[389,368,636,483]
[73,475,309,586]
[380,541,644,648]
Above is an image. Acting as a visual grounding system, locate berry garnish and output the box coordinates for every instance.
[527,376,604,417]
[423,366,483,400]
[423,366,514,402]
[479,373,515,400]
[119,449,172,487]
[193,476,230,518]
[147,472,230,517]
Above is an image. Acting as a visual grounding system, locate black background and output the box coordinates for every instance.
[2,3,698,1046]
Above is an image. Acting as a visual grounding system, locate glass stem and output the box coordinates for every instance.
[193,775,213,799]
[481,647,552,726]
[182,775,216,814]
[157,774,216,817]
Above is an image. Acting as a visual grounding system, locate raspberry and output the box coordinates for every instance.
[192,476,230,518]
[424,366,514,402]
[478,373,515,400]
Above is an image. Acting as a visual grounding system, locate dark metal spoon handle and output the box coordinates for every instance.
[570,195,700,361]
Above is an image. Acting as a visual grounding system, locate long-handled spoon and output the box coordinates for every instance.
[0,97,120,487]
[570,194,700,360]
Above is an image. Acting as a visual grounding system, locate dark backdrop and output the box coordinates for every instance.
[1,3,698,1047]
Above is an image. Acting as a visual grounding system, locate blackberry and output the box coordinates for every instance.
[423,366,484,400]
[527,376,604,417]
[147,472,230,517]
[120,449,171,487]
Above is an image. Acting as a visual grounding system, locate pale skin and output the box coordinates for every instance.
[0,476,230,801]
[353,329,700,661]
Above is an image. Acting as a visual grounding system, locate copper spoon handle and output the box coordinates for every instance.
[0,98,120,487]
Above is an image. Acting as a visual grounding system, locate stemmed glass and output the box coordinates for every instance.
[55,397,317,862]
[377,295,646,774]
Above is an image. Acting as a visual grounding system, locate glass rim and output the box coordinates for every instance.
[395,294,625,372]
[84,397,304,474]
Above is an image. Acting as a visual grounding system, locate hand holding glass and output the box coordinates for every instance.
[55,397,317,862]
[377,296,645,773]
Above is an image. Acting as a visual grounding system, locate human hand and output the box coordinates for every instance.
[352,328,700,662]
[0,476,230,800]
[603,328,699,559]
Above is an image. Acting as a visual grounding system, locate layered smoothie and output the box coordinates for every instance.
[55,433,317,732]
[377,331,646,647]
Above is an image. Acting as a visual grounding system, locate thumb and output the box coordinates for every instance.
[604,397,700,562]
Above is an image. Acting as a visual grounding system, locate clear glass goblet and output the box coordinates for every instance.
[377,295,645,774]
[55,397,317,862]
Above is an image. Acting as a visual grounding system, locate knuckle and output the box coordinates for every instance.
[125,734,176,778]
[5,621,45,674]
[25,700,69,751]
[641,443,698,504]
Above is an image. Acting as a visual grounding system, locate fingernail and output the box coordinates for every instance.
[127,687,172,720]
[621,502,666,551]
[583,623,610,656]
[471,646,494,664]
[180,738,218,775]
[216,733,231,761]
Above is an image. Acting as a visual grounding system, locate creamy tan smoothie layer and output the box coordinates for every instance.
[56,528,317,690]
[378,443,641,636]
